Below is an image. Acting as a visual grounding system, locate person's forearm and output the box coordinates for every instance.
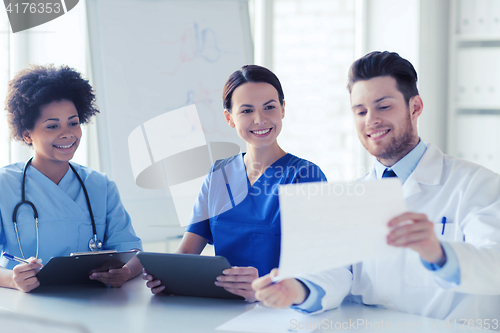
[175,232,208,254]
[125,256,143,280]
[0,267,15,289]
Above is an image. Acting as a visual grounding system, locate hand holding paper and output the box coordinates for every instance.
[252,268,309,308]
[387,212,445,264]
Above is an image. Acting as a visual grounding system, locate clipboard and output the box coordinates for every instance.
[36,250,138,287]
[137,252,244,300]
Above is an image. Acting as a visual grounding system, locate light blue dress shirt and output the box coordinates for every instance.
[373,139,427,184]
[295,140,460,313]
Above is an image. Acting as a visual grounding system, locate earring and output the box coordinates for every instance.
[23,132,32,144]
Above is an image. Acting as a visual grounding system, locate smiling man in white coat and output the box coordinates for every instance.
[252,51,500,326]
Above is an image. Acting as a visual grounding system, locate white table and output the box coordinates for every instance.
[0,277,493,332]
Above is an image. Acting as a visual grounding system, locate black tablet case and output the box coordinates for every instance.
[36,251,138,286]
[137,252,244,300]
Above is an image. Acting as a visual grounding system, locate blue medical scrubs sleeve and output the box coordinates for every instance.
[185,220,213,243]
[0,219,8,268]
[185,170,214,244]
[296,163,327,183]
[0,165,23,269]
[103,179,142,252]
[0,211,5,259]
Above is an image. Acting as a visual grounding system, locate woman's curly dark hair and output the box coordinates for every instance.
[5,64,99,144]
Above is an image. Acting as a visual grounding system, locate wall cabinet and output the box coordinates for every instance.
[448,0,500,173]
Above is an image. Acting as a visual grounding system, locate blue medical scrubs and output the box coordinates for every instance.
[186,153,326,276]
[0,162,142,269]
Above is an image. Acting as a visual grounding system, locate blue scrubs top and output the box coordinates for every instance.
[186,153,327,276]
[0,162,142,269]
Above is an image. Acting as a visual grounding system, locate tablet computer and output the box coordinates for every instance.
[137,252,244,300]
[36,250,138,287]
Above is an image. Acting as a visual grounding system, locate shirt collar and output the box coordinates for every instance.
[374,139,427,184]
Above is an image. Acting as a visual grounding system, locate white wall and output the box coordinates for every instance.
[361,0,449,169]
[6,1,91,166]
[364,0,420,65]
[273,0,358,180]
[359,0,420,169]
[418,0,449,152]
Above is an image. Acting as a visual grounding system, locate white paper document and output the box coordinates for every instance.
[216,304,338,333]
[278,179,406,278]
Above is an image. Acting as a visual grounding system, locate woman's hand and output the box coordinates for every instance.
[89,255,142,288]
[89,265,131,288]
[215,266,259,302]
[142,269,166,295]
[12,257,42,292]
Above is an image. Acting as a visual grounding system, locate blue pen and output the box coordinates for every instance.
[2,252,30,264]
[441,217,447,235]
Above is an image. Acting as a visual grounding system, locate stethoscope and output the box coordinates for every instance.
[12,157,103,259]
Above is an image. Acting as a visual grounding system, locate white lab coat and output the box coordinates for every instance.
[303,144,500,323]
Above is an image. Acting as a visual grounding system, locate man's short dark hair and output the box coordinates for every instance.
[347,51,419,105]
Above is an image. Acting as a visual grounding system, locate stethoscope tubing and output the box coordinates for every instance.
[12,157,102,259]
[12,159,38,223]
[69,163,97,237]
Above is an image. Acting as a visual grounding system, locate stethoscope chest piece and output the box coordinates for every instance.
[89,235,103,251]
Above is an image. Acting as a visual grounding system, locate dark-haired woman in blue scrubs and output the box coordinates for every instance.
[144,65,326,301]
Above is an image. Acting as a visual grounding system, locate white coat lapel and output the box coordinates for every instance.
[363,143,443,199]
[402,143,443,199]
[401,172,421,198]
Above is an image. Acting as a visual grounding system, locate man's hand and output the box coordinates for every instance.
[387,212,445,264]
[252,269,309,308]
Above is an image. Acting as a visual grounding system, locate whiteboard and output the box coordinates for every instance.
[86,0,252,241]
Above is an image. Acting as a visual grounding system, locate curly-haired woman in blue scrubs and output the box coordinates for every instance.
[0,65,143,292]
[144,65,326,301]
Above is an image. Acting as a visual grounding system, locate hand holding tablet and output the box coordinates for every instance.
[138,252,244,300]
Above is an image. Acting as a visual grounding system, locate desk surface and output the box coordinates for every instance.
[0,277,493,332]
